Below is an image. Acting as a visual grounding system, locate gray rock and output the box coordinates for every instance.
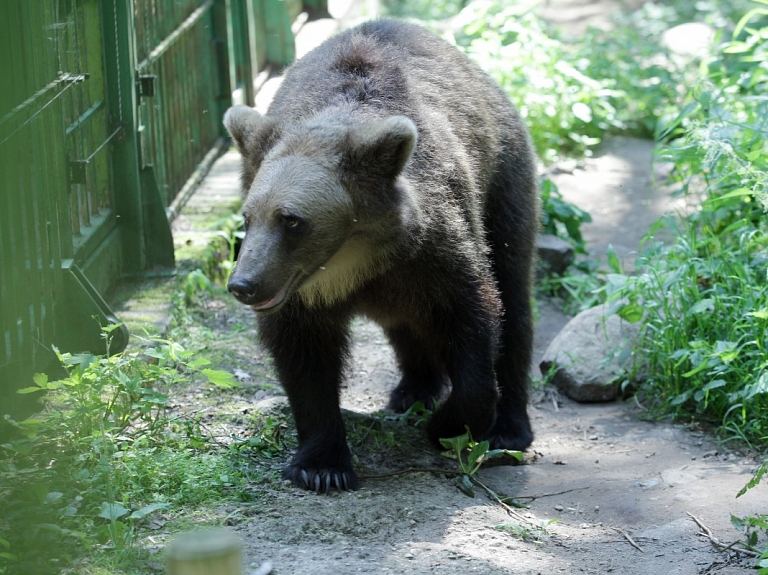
[661,22,715,60]
[254,395,291,417]
[539,304,641,402]
[536,234,575,277]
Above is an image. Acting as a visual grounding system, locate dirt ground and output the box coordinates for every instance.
[199,137,763,574]
[157,2,767,574]
[175,135,766,575]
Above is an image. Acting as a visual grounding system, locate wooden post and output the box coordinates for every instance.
[166,528,243,575]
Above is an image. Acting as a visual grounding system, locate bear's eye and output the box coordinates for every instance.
[279,213,302,229]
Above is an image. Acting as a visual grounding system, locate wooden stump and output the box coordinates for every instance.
[166,528,243,575]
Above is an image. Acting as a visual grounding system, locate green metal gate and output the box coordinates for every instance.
[0,0,318,420]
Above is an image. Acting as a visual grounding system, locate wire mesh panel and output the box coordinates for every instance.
[0,0,123,414]
[1,2,75,386]
[0,0,304,419]
[133,0,223,207]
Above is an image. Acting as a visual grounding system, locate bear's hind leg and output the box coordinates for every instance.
[482,162,537,452]
[425,297,501,445]
[484,276,535,451]
[385,325,449,413]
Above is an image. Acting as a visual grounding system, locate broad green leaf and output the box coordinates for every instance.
[690,299,714,315]
[670,389,693,406]
[16,386,45,394]
[440,432,470,453]
[749,309,768,320]
[617,302,643,323]
[129,502,169,521]
[44,492,64,505]
[702,379,727,392]
[485,449,524,461]
[202,368,239,389]
[33,373,48,387]
[723,42,752,54]
[99,502,130,521]
[467,441,490,467]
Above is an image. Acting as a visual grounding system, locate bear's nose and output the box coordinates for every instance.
[228,277,257,303]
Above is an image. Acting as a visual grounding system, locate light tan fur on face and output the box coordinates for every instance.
[297,234,395,308]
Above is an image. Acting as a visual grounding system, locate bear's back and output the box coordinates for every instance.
[267,20,513,130]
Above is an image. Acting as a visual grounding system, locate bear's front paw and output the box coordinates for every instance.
[283,463,358,493]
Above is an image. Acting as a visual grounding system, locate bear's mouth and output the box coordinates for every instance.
[250,269,305,312]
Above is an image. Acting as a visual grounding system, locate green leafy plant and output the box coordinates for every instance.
[385,400,432,427]
[540,178,592,255]
[495,518,560,545]
[452,1,681,162]
[439,427,522,497]
[730,459,768,573]
[608,3,768,447]
[231,415,287,458]
[184,268,214,306]
[0,329,240,574]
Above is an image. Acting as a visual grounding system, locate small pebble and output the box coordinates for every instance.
[554,505,564,511]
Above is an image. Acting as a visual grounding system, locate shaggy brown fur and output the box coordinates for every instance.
[224,19,538,493]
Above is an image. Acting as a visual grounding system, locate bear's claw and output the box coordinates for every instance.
[283,464,359,493]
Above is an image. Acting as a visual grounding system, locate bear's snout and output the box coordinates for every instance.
[228,276,258,304]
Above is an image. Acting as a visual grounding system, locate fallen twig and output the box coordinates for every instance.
[471,476,544,529]
[612,527,644,552]
[686,512,759,558]
[515,486,590,501]
[361,467,461,480]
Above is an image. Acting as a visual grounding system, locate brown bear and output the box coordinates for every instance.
[224,19,538,493]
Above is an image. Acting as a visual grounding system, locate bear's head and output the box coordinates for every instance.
[223,105,419,312]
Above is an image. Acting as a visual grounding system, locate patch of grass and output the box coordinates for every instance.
[608,3,768,451]
[494,519,559,545]
[0,332,247,575]
[730,458,768,572]
[540,178,592,255]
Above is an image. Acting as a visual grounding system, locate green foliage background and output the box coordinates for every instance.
[3,0,768,572]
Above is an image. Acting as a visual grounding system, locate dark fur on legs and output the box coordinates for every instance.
[225,19,538,491]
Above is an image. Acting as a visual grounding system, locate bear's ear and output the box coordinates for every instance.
[223,106,280,158]
[347,116,417,179]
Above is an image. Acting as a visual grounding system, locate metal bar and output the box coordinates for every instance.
[136,0,216,72]
[0,74,88,146]
[64,98,104,136]
[0,73,88,128]
[73,126,123,164]
[104,0,146,274]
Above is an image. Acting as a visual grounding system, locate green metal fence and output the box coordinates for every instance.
[0,0,319,420]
